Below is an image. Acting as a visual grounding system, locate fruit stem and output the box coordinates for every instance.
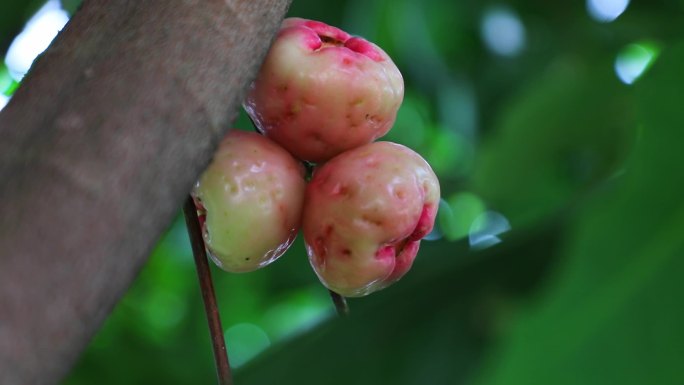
[183,196,234,385]
[328,290,350,317]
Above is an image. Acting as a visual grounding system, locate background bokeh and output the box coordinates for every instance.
[2,0,683,384]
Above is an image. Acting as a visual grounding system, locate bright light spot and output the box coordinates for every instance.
[469,211,511,250]
[5,0,69,79]
[615,42,660,85]
[0,95,9,111]
[225,323,271,368]
[439,193,486,242]
[481,7,526,57]
[586,0,630,23]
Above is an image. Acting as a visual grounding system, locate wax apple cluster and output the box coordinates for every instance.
[193,17,440,297]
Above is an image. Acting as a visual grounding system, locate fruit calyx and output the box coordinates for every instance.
[288,18,384,62]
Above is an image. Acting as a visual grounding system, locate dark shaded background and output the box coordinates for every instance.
[2,0,682,384]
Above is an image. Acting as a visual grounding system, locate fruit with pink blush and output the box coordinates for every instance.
[192,130,306,273]
[244,17,404,163]
[302,142,440,297]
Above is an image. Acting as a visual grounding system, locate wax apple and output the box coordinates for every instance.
[302,142,440,296]
[244,18,404,163]
[193,131,306,272]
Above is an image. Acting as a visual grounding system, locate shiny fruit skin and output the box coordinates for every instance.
[193,130,306,272]
[303,142,440,296]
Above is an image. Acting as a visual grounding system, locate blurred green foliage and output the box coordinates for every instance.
[2,0,683,384]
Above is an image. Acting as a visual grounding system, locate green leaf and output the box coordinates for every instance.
[475,42,684,385]
[472,58,636,226]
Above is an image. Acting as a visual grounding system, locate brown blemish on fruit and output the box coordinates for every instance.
[285,105,298,121]
[361,214,383,227]
[314,236,327,260]
[365,114,381,124]
[320,35,344,47]
[310,132,323,142]
[226,182,238,194]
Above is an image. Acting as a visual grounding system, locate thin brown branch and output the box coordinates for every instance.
[183,196,233,385]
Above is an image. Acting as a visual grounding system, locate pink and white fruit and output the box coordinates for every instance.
[303,142,440,297]
[193,130,306,273]
[244,17,404,163]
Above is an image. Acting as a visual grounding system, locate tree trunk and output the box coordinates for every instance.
[0,0,290,383]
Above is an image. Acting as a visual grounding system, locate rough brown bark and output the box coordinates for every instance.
[0,0,290,383]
